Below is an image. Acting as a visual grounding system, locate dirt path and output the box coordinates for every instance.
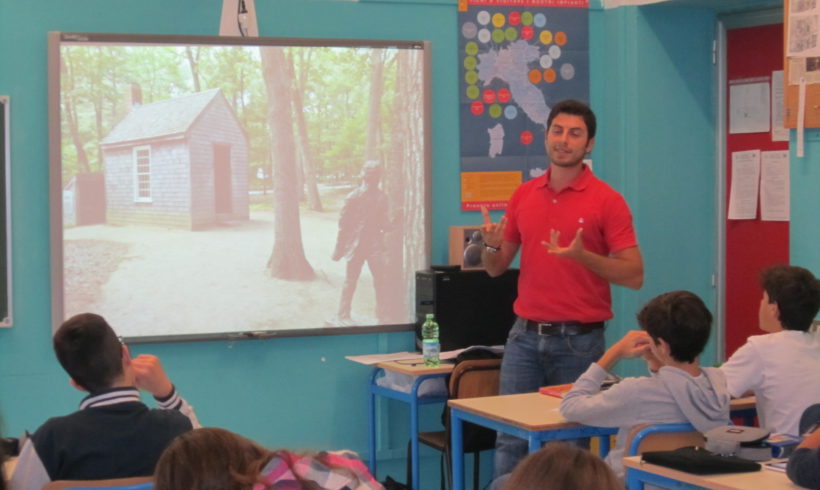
[63,209,396,338]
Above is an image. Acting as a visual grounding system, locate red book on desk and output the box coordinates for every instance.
[539,383,573,398]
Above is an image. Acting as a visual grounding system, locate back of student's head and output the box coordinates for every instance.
[154,427,274,490]
[53,313,124,393]
[502,442,621,490]
[637,290,712,363]
[761,264,820,331]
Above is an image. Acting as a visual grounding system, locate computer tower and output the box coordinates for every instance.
[415,268,519,352]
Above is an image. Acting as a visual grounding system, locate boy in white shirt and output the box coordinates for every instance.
[721,264,820,436]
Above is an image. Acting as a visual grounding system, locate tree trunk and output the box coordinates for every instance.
[289,51,322,211]
[389,50,427,321]
[260,46,315,280]
[185,47,201,92]
[62,53,91,176]
[365,51,384,162]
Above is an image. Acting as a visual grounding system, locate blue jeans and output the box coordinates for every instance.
[492,316,605,479]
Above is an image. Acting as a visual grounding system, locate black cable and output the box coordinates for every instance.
[236,0,248,37]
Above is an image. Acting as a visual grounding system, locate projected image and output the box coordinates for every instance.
[53,34,429,339]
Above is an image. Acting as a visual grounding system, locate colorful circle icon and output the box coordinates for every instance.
[509,11,521,26]
[504,105,518,120]
[482,89,497,104]
[520,130,533,145]
[498,88,511,103]
[521,25,534,40]
[471,100,485,115]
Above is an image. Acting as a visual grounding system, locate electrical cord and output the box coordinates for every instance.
[237,0,249,37]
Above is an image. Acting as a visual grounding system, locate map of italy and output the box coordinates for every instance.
[477,39,549,128]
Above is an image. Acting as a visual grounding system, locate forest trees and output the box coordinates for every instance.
[59,40,427,294]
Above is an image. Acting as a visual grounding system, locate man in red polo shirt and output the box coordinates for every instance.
[480,99,644,479]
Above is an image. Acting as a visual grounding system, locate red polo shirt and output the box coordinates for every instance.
[503,165,638,323]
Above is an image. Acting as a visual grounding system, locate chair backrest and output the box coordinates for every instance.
[625,423,705,456]
[42,476,153,490]
[448,358,502,400]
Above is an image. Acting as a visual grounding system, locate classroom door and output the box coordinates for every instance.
[724,23,789,359]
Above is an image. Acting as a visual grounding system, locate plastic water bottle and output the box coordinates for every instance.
[422,313,440,367]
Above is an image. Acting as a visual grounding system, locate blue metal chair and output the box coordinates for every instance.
[624,423,704,490]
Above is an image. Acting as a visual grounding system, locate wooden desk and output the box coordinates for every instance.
[368,360,453,490]
[730,395,757,426]
[448,393,617,490]
[623,456,800,490]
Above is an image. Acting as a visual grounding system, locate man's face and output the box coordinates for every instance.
[759,291,780,332]
[545,113,594,168]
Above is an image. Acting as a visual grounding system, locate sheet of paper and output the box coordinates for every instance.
[728,149,761,220]
[788,0,820,58]
[730,81,771,134]
[760,150,790,221]
[771,71,790,142]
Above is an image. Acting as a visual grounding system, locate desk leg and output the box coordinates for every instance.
[368,370,378,476]
[410,393,420,490]
[625,468,643,490]
[598,434,611,458]
[451,410,465,490]
[528,435,541,453]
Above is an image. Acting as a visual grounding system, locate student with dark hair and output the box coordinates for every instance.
[721,264,820,436]
[560,291,730,477]
[501,442,621,490]
[10,313,200,490]
[787,404,820,489]
[480,98,644,478]
[154,427,381,490]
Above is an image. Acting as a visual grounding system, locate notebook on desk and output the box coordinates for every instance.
[539,373,622,398]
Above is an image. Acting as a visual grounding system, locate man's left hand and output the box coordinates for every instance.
[542,228,585,259]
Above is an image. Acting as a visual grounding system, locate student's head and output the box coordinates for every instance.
[53,313,125,393]
[155,427,362,490]
[501,442,621,490]
[546,99,597,139]
[759,264,820,332]
[154,427,274,490]
[637,290,712,364]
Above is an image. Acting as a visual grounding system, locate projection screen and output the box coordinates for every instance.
[49,32,431,342]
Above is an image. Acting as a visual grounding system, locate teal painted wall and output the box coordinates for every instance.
[0,0,816,488]
[790,135,820,274]
[0,1,460,487]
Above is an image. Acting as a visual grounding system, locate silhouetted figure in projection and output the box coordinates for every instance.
[331,161,390,326]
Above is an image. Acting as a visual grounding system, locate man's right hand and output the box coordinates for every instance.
[480,205,506,248]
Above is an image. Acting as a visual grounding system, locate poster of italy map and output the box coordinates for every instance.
[459,0,589,210]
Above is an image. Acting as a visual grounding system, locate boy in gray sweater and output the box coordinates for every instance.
[560,290,730,477]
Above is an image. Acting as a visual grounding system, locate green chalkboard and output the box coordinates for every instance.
[1,96,10,326]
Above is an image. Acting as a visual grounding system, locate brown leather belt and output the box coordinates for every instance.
[524,320,605,336]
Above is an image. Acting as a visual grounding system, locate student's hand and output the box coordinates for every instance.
[597,330,651,371]
[480,205,506,249]
[542,228,585,259]
[131,354,174,399]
